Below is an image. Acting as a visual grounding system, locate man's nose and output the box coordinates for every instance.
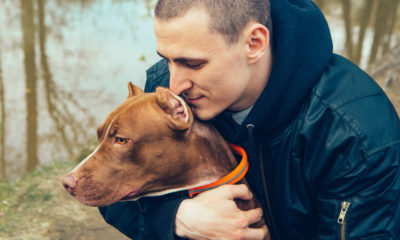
[169,64,193,95]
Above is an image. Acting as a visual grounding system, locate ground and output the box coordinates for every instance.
[0,161,129,240]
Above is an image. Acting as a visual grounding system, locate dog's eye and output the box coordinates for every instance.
[116,137,128,145]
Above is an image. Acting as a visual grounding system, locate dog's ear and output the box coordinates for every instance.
[156,87,191,131]
[127,82,144,98]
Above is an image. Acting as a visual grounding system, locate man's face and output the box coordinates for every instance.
[154,8,256,120]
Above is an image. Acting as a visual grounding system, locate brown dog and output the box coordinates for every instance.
[62,82,264,227]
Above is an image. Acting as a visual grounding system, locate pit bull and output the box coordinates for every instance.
[62,82,264,228]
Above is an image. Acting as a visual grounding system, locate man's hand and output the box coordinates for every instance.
[175,184,270,240]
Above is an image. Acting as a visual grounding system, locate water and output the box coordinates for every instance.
[0,0,160,179]
[0,0,399,180]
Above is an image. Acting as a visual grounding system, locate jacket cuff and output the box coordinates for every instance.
[142,195,188,240]
[99,201,145,239]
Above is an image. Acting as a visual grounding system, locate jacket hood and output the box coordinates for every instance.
[212,0,333,142]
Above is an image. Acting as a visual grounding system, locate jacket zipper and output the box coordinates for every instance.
[259,145,281,240]
[337,201,351,240]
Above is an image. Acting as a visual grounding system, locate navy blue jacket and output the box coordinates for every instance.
[100,0,400,239]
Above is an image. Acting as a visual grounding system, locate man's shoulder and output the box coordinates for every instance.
[307,54,400,154]
[144,59,170,93]
[312,54,383,107]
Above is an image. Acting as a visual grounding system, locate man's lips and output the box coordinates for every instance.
[185,95,203,105]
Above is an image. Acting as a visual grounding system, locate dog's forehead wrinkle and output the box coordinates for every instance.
[117,98,158,125]
[94,115,119,146]
[126,93,157,110]
[106,94,152,128]
[108,127,117,137]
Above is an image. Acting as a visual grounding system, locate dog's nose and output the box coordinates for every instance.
[62,175,77,193]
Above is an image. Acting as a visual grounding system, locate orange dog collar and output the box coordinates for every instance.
[188,143,249,197]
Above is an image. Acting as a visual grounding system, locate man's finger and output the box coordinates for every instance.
[242,225,270,240]
[218,184,253,200]
[244,208,264,225]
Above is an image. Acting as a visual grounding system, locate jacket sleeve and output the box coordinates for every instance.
[303,88,400,239]
[314,144,400,240]
[99,201,144,239]
[99,196,188,239]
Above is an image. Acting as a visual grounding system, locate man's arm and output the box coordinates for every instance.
[99,196,188,239]
[301,80,400,239]
[313,142,400,239]
[175,184,269,240]
[99,185,269,240]
[99,202,145,239]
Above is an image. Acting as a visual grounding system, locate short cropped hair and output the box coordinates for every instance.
[154,0,272,44]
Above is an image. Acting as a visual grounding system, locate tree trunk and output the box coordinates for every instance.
[368,1,390,65]
[381,0,399,56]
[0,49,6,180]
[341,0,354,61]
[21,0,39,173]
[354,0,374,65]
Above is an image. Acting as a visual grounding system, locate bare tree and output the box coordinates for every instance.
[381,0,399,56]
[21,0,39,173]
[353,0,374,65]
[0,49,5,180]
[341,0,354,61]
[369,1,391,65]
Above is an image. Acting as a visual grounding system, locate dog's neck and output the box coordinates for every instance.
[185,120,240,183]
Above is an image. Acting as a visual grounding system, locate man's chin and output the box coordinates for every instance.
[192,107,220,121]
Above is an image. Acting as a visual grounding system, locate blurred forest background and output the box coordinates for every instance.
[0,0,399,181]
[0,0,399,239]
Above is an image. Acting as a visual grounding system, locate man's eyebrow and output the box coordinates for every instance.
[156,51,207,62]
[157,51,168,60]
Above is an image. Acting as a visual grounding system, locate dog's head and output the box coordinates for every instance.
[62,82,196,206]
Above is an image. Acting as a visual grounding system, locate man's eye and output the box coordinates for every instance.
[116,137,128,145]
[185,62,204,69]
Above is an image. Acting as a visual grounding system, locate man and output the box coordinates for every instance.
[100,0,400,239]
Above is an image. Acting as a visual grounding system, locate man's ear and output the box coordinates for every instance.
[245,23,269,64]
[156,87,191,131]
[127,81,144,98]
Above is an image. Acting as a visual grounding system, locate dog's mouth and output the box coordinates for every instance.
[120,190,139,201]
